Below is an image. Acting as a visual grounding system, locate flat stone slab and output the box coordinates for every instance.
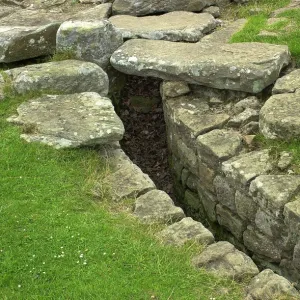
[98,160,156,201]
[245,269,300,300]
[7,92,124,149]
[109,12,217,42]
[110,40,290,93]
[71,3,112,21]
[57,20,123,69]
[260,93,300,140]
[112,0,216,16]
[249,175,300,216]
[157,217,214,246]
[192,241,259,281]
[273,69,300,94]
[134,190,185,224]
[196,129,243,168]
[4,60,109,96]
[0,24,59,63]
[222,150,274,187]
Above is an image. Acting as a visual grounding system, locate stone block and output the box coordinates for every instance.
[235,190,257,222]
[160,81,190,99]
[213,175,236,211]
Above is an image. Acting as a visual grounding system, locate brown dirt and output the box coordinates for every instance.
[119,76,175,198]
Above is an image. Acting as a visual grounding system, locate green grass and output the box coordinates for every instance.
[0,94,244,299]
[227,0,300,65]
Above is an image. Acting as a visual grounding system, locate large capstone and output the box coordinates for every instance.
[7,92,124,149]
[56,20,123,69]
[110,40,290,93]
[260,93,300,140]
[112,0,216,16]
[4,60,109,96]
[109,12,218,42]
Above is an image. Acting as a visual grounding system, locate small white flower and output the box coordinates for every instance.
[79,253,84,258]
[18,284,21,288]
[103,252,106,256]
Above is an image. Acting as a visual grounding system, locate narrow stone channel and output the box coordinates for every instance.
[118,75,176,200]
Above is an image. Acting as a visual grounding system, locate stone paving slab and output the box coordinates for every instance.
[110,39,290,93]
[109,12,217,42]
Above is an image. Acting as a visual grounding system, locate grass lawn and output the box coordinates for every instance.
[0,93,244,299]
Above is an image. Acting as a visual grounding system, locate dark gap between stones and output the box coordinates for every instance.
[117,75,178,203]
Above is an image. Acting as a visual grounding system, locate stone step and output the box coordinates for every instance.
[112,0,216,16]
[110,39,290,93]
[109,12,218,42]
[2,60,109,96]
[7,92,124,149]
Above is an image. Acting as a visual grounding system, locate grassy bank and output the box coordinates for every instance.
[0,93,244,299]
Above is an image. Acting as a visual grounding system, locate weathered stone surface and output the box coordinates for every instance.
[278,151,293,170]
[216,204,247,240]
[112,0,216,16]
[0,6,19,19]
[228,108,259,128]
[201,19,247,44]
[243,226,282,262]
[71,3,112,21]
[192,241,259,281]
[235,190,257,222]
[233,96,260,115]
[203,6,220,18]
[0,74,5,100]
[184,189,201,211]
[222,150,273,187]
[186,173,198,192]
[165,95,229,140]
[198,188,218,222]
[197,160,215,193]
[241,121,259,135]
[293,242,300,270]
[160,81,190,99]
[57,20,123,69]
[99,160,156,201]
[110,12,217,42]
[249,175,300,216]
[245,269,300,300]
[196,129,243,168]
[213,175,236,211]
[273,69,300,95]
[134,190,185,224]
[158,217,214,246]
[5,60,108,96]
[260,93,300,140]
[7,92,124,149]
[111,39,290,93]
[0,24,59,63]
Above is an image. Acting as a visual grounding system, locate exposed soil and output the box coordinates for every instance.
[119,76,175,198]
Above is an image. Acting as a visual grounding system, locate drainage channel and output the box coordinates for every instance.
[117,75,176,201]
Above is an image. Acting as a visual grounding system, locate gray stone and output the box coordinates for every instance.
[273,69,300,94]
[165,95,229,140]
[192,241,259,281]
[0,74,5,100]
[196,129,243,168]
[186,173,199,193]
[249,175,300,216]
[245,269,299,300]
[184,189,202,211]
[111,39,290,93]
[222,150,273,187]
[57,20,123,69]
[198,188,218,222]
[278,151,293,170]
[0,24,59,63]
[260,93,300,140]
[160,81,190,99]
[213,175,236,211]
[216,204,247,240]
[241,121,259,135]
[181,169,190,187]
[4,60,108,96]
[7,92,124,149]
[0,6,19,19]
[235,190,257,222]
[201,19,247,44]
[71,3,112,21]
[243,226,282,262]
[112,0,216,16]
[158,217,214,246]
[203,6,220,18]
[233,96,260,114]
[109,12,217,42]
[134,190,185,224]
[197,159,215,193]
[228,108,259,128]
[293,242,300,270]
[98,161,156,201]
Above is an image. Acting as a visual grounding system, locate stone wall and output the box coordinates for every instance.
[161,80,300,286]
